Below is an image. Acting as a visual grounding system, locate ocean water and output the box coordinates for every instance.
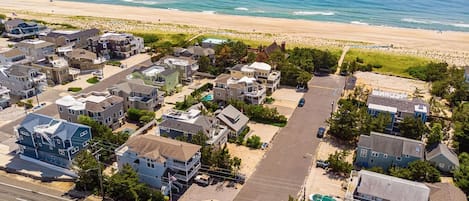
[64,0,469,32]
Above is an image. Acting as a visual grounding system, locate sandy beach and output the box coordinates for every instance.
[1,0,469,65]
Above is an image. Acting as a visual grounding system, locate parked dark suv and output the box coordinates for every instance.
[298,98,305,107]
[317,127,325,138]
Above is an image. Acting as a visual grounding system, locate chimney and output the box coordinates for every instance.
[281,41,286,52]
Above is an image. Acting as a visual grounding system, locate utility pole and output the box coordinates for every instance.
[93,148,105,200]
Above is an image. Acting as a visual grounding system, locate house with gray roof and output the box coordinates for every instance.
[367,89,429,133]
[0,48,28,65]
[39,28,100,48]
[108,79,163,111]
[0,64,47,99]
[345,170,430,201]
[65,48,105,73]
[116,135,201,191]
[15,39,55,61]
[0,86,11,109]
[427,182,467,201]
[216,105,249,137]
[5,19,46,39]
[140,65,180,94]
[56,91,124,129]
[426,143,459,173]
[15,113,92,176]
[156,56,199,84]
[174,45,215,61]
[355,132,425,170]
[159,108,229,148]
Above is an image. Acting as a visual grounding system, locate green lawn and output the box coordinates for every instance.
[86,77,100,84]
[345,49,432,78]
[67,87,82,92]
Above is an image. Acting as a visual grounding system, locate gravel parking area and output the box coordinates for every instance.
[267,88,304,119]
[227,143,265,178]
[178,181,241,201]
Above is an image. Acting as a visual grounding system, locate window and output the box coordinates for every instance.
[82,141,89,147]
[71,146,79,154]
[56,139,61,145]
[80,130,88,137]
[59,149,65,156]
[20,130,30,136]
[383,154,388,158]
[360,149,368,158]
[59,107,63,112]
[119,110,123,116]
[405,154,410,158]
[396,157,402,161]
[438,163,445,169]
[371,151,379,157]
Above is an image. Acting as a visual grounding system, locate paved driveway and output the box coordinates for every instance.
[233,75,345,201]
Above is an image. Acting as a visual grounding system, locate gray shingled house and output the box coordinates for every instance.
[216,105,249,138]
[426,143,460,173]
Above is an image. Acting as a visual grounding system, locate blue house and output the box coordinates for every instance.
[354,132,425,170]
[15,113,92,171]
[367,90,428,133]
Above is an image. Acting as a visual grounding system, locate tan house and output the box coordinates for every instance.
[65,48,105,73]
[15,39,55,61]
[213,74,266,105]
[30,55,79,85]
[56,91,124,129]
[39,29,100,48]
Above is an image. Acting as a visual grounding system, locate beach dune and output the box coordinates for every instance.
[1,0,469,61]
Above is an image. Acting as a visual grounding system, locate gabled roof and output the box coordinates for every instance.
[216,105,249,132]
[45,28,99,40]
[123,135,201,162]
[427,143,459,167]
[358,132,425,158]
[20,113,90,141]
[367,90,428,114]
[5,19,24,27]
[357,170,430,201]
[85,95,123,112]
[16,39,55,49]
[5,64,37,77]
[159,118,205,135]
[111,79,157,95]
[67,48,97,60]
[427,182,467,201]
[214,74,231,84]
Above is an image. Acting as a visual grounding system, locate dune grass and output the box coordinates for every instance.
[345,49,432,78]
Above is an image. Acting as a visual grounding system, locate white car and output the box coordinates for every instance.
[194,174,210,186]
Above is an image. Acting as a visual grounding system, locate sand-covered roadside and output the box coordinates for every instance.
[1,0,469,65]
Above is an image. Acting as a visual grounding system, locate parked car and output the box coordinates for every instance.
[298,98,305,107]
[194,174,211,186]
[261,142,269,150]
[235,174,246,184]
[317,127,326,138]
[316,160,330,169]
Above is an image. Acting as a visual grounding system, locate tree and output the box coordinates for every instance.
[246,52,257,63]
[327,100,360,142]
[231,157,242,172]
[367,166,385,174]
[426,123,443,148]
[73,151,102,192]
[246,135,262,149]
[370,112,392,133]
[198,56,211,73]
[296,71,312,86]
[454,152,469,197]
[326,150,353,175]
[399,117,426,140]
[191,131,209,146]
[288,195,298,201]
[390,160,441,183]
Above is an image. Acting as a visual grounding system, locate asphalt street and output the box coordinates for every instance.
[234,75,345,201]
[0,174,72,201]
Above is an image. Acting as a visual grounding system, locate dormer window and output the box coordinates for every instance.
[80,130,88,137]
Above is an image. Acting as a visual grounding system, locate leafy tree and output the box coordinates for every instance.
[73,151,102,192]
[198,56,211,73]
[426,123,443,148]
[326,150,353,175]
[267,50,287,70]
[106,164,164,201]
[370,112,392,133]
[390,160,440,183]
[288,195,298,201]
[327,100,361,142]
[367,166,385,174]
[454,152,469,197]
[399,117,426,140]
[127,108,155,123]
[191,131,209,146]
[231,157,242,171]
[296,71,312,86]
[246,135,262,149]
[246,52,257,63]
[407,62,448,82]
[431,80,449,97]
[228,99,287,126]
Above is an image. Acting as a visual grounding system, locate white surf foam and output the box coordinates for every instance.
[292,11,335,16]
[122,0,158,5]
[235,7,249,11]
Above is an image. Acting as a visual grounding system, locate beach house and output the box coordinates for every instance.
[215,105,249,138]
[6,20,45,39]
[354,132,425,170]
[345,170,430,201]
[256,41,286,62]
[174,45,215,61]
[159,108,229,148]
[88,32,144,60]
[0,64,47,99]
[65,48,105,73]
[426,143,460,173]
[108,79,164,112]
[15,39,55,61]
[40,28,100,48]
[213,74,266,105]
[0,86,11,109]
[15,113,92,175]
[56,91,124,129]
[140,65,180,93]
[201,38,227,49]
[157,56,199,84]
[30,55,79,85]
[0,48,28,66]
[426,182,467,201]
[230,62,281,94]
[367,89,429,133]
[116,135,201,191]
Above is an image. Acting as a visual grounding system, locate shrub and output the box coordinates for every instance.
[265,97,275,104]
[127,108,155,124]
[228,99,287,126]
[67,87,82,92]
[106,60,122,67]
[246,135,262,149]
[86,77,100,84]
[236,126,250,145]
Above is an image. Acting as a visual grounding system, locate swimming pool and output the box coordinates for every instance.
[202,94,214,101]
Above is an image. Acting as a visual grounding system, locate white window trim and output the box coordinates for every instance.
[383,154,388,158]
[80,130,88,137]
[371,151,379,157]
[71,146,79,154]
[360,149,368,158]
[82,140,89,147]
[59,149,65,156]
[396,156,402,161]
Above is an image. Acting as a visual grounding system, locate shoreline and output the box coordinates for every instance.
[1,0,469,66]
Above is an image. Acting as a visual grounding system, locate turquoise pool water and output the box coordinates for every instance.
[202,94,213,101]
